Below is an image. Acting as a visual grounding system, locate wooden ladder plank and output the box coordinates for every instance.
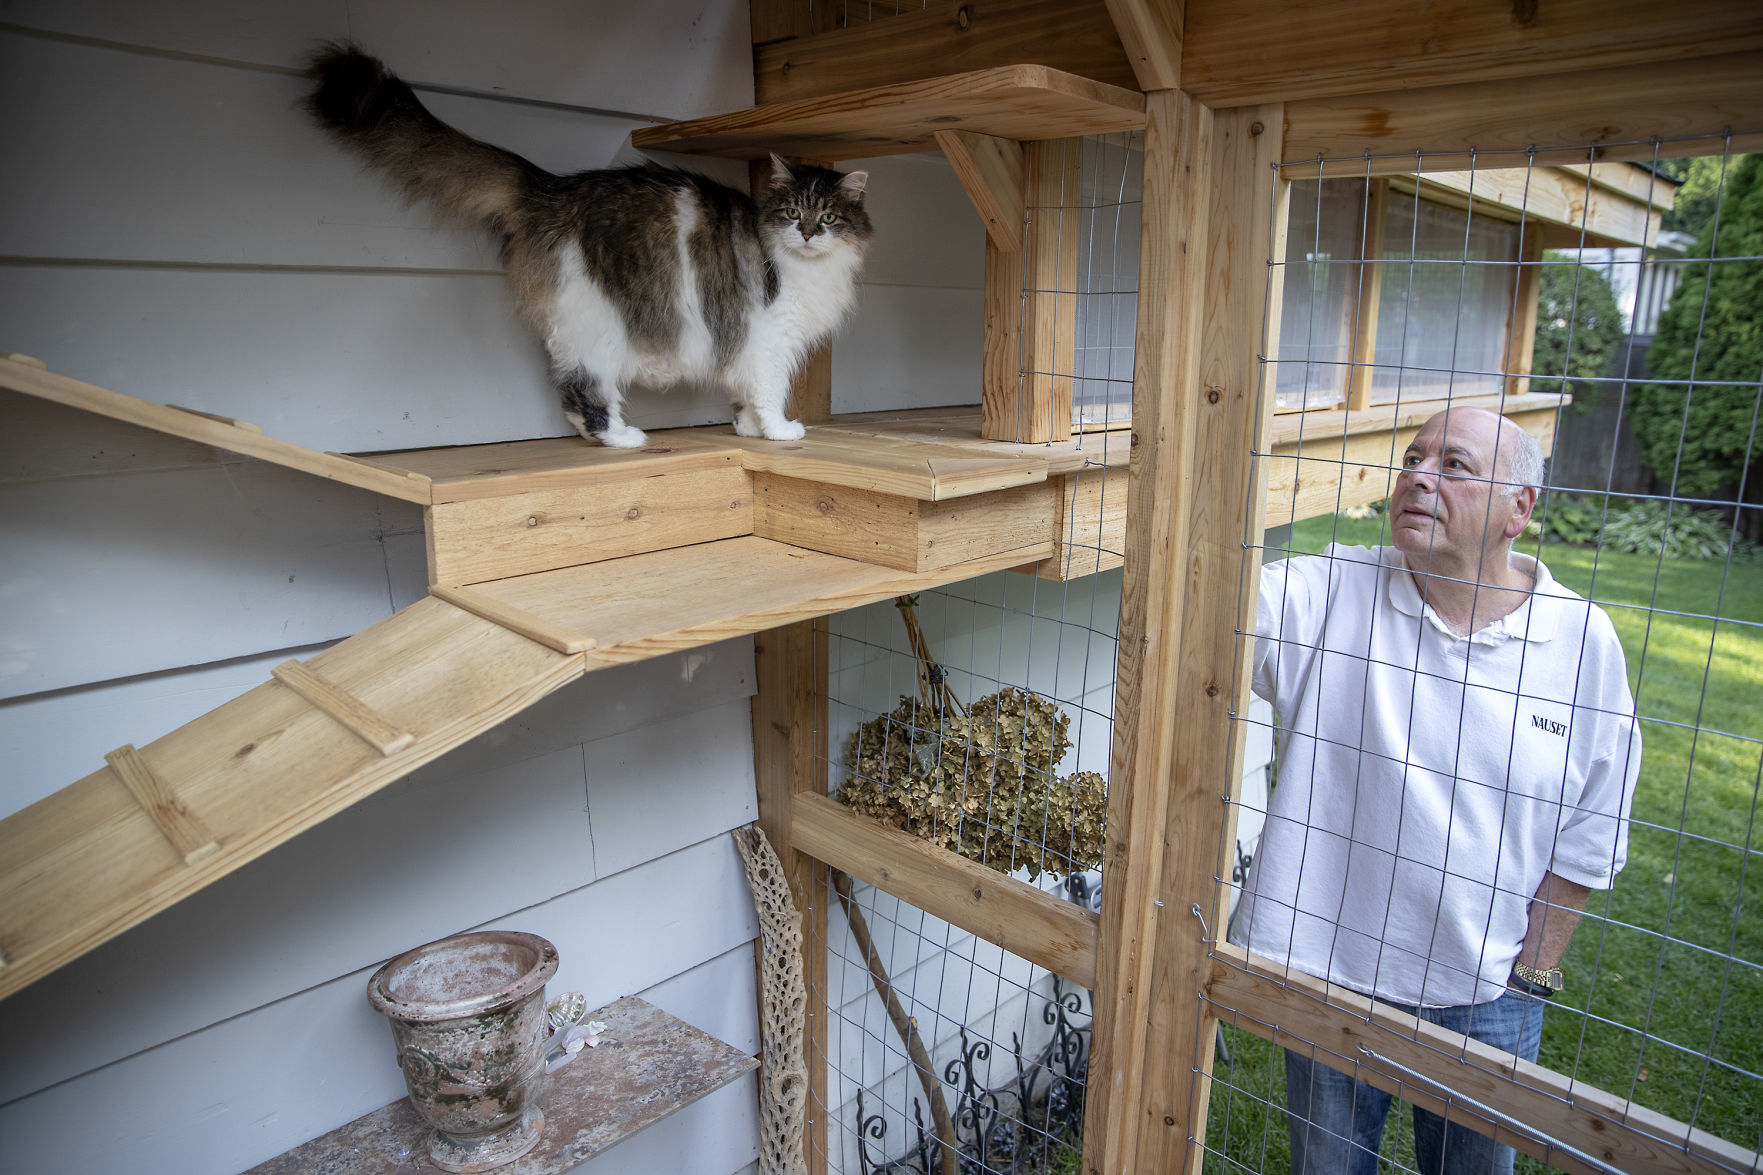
[271,660,417,756]
[102,744,220,866]
[428,584,598,655]
[0,598,584,1002]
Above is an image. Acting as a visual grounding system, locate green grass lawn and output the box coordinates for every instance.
[1203,513,1763,1171]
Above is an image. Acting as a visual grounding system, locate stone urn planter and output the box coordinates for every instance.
[368,930,559,1173]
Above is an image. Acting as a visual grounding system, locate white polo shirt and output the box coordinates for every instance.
[1227,544,1641,1008]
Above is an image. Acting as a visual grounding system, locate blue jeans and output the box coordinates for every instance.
[1284,989,1547,1175]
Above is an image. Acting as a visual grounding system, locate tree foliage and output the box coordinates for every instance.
[1530,253,1626,409]
[1632,153,1763,499]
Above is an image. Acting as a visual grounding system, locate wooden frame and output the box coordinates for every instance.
[732,6,1763,1175]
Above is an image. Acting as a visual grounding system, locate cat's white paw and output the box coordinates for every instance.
[760,417,806,441]
[733,409,763,438]
[598,422,648,448]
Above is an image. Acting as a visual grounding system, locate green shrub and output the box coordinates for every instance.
[1631,154,1763,500]
[1596,499,1752,562]
[1537,493,1609,545]
[1530,255,1627,410]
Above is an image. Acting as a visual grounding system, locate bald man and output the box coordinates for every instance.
[1229,407,1642,1175]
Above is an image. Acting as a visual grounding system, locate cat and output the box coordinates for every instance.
[303,43,871,448]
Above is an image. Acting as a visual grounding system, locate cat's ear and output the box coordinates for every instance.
[838,170,869,197]
[769,153,794,189]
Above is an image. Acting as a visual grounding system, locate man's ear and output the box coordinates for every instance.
[1505,484,1539,540]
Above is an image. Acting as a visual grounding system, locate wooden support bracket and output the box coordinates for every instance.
[936,129,1027,252]
[270,660,417,757]
[104,743,220,866]
[1103,0,1184,91]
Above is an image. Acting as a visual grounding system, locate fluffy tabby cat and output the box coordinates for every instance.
[304,44,871,447]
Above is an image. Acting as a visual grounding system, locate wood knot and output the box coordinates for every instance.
[1249,121,1265,137]
[1511,0,1538,25]
[1164,1115,1176,1126]
[525,515,540,527]
[1206,387,1222,404]
[956,5,971,29]
[816,498,836,514]
[1205,682,1220,697]
[626,506,641,520]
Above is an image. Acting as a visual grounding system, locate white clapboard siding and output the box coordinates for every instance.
[0,40,550,270]
[834,283,985,414]
[0,460,424,700]
[842,155,986,291]
[0,644,321,815]
[0,0,754,121]
[0,663,756,1102]
[0,833,762,1175]
[0,264,734,450]
[0,34,734,271]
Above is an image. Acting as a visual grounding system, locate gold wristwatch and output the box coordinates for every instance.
[1511,961,1564,996]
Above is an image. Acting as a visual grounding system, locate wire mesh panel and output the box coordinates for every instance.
[1204,135,1763,1174]
[817,571,1120,1173]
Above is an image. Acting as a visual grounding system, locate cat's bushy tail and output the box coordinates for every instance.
[303,43,545,237]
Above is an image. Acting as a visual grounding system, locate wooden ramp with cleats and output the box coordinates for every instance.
[0,534,1054,1000]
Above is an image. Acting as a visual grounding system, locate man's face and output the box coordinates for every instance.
[1390,409,1533,573]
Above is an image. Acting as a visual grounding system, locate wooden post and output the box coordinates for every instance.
[1504,224,1546,398]
[983,138,1083,443]
[1138,102,1287,1175]
[1084,96,1287,1175]
[751,619,830,1174]
[1346,177,1390,413]
[1083,90,1214,1175]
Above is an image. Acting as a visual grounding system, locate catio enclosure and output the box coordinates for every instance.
[0,3,1761,1175]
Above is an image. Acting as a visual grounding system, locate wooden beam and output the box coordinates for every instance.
[1398,167,1661,249]
[753,0,1137,105]
[1084,89,1214,1175]
[1104,0,1185,91]
[270,660,417,757]
[791,793,1100,989]
[1282,51,1763,175]
[1344,178,1389,413]
[936,130,1027,252]
[1181,0,1763,107]
[1137,102,1287,1175]
[1207,943,1763,1175]
[1504,226,1547,399]
[752,620,829,1175]
[103,744,220,866]
[1018,138,1084,443]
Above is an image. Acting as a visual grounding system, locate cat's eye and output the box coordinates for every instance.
[783,206,801,220]
[822,213,841,225]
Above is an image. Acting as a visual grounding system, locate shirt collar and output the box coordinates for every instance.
[1383,547,1561,644]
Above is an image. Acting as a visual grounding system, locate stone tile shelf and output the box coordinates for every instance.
[247,996,757,1175]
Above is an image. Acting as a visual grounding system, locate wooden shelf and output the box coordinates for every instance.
[631,64,1146,161]
[247,995,756,1175]
[0,531,1056,1001]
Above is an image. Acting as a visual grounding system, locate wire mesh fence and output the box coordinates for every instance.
[1206,135,1762,1174]
[804,126,1146,1172]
